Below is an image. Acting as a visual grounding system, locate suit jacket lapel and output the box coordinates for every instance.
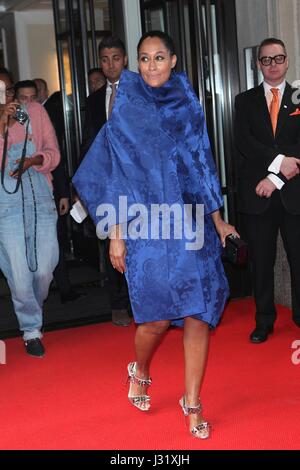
[255,84,274,137]
[275,83,293,137]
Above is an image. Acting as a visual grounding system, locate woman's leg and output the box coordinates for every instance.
[183,317,210,430]
[135,320,170,375]
[33,202,59,309]
[128,319,170,408]
[0,209,43,341]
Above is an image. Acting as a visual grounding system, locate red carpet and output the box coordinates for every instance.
[0,298,300,450]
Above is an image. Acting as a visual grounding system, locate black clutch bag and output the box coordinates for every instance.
[223,234,248,265]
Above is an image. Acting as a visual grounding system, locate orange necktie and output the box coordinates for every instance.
[269,87,279,135]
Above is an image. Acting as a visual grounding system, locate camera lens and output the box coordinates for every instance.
[13,105,29,125]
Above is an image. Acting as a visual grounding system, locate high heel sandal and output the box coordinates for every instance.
[127,362,152,411]
[179,396,210,439]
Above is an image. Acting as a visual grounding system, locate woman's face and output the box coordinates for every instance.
[138,37,177,88]
[0,74,14,104]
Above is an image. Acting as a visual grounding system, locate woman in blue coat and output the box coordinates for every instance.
[74,31,238,439]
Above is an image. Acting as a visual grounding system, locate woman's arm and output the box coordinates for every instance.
[30,103,60,174]
[109,225,127,273]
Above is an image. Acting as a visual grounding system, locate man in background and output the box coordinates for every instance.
[33,78,49,105]
[81,36,131,327]
[88,68,106,94]
[234,38,300,343]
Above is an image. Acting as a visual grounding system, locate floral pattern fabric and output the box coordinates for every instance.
[73,70,229,327]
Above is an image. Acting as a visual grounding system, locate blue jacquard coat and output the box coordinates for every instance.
[73,70,228,327]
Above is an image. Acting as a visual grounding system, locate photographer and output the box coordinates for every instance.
[0,79,60,357]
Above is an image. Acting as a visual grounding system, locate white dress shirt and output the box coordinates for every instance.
[263,80,286,189]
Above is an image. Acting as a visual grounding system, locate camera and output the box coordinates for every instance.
[13,105,29,125]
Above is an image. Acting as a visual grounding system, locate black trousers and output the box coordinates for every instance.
[105,239,130,310]
[53,210,71,297]
[243,191,300,327]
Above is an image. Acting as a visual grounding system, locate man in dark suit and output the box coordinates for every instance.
[88,68,106,94]
[235,37,300,343]
[81,36,131,327]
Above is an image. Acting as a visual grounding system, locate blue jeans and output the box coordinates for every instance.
[0,199,59,340]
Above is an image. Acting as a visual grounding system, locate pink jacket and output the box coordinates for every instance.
[0,101,60,189]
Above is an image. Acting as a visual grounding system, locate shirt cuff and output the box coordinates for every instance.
[268,154,284,174]
[267,173,285,190]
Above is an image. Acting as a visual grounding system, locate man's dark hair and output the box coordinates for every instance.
[98,36,126,56]
[137,30,176,56]
[88,67,103,76]
[258,38,287,59]
[14,80,37,94]
[0,67,14,83]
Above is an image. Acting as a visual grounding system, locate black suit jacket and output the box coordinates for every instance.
[80,85,107,159]
[45,92,70,201]
[234,83,300,215]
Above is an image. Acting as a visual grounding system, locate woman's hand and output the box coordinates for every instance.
[211,210,239,247]
[9,155,43,179]
[109,225,126,273]
[0,102,18,133]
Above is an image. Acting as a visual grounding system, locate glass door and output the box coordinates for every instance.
[53,0,112,176]
[52,0,112,265]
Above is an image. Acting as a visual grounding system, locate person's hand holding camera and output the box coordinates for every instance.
[0,101,19,135]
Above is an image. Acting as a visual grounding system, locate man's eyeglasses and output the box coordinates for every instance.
[259,55,286,66]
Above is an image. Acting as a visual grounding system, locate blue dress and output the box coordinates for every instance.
[73,70,229,327]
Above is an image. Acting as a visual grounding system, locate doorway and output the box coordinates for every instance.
[140,0,251,297]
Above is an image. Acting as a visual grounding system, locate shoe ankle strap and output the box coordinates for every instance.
[182,396,202,414]
[128,362,152,387]
[129,375,152,387]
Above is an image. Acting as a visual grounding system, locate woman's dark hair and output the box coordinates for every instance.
[0,67,14,83]
[137,30,175,56]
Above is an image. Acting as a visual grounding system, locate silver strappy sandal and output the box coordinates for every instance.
[179,396,210,439]
[127,362,152,411]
